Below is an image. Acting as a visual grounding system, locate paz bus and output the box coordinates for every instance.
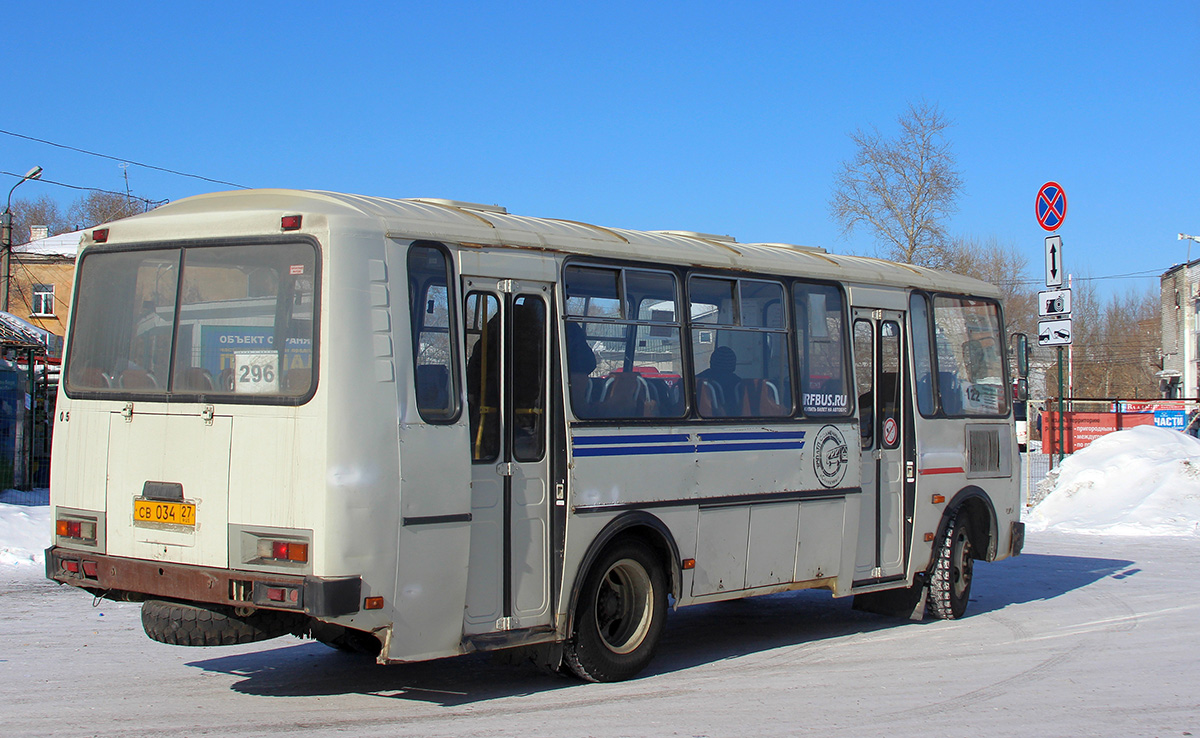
[46,190,1024,682]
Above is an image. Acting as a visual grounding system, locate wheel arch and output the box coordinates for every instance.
[566,511,681,637]
[932,486,999,565]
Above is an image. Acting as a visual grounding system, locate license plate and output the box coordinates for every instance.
[133,499,196,528]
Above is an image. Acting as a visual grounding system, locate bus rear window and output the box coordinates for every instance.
[64,240,318,401]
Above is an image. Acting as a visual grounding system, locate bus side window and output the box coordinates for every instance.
[407,243,461,423]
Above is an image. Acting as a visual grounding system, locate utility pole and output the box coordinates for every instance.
[2,166,45,312]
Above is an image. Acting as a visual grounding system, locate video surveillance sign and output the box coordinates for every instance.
[1038,289,1072,317]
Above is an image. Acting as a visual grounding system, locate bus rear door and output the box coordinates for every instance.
[461,279,555,636]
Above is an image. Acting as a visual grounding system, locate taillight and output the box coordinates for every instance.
[280,214,302,231]
[92,227,109,243]
[257,539,309,563]
[56,517,97,543]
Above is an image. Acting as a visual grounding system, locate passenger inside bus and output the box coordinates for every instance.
[566,322,598,416]
[696,346,741,416]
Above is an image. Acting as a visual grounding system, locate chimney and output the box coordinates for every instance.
[29,225,49,241]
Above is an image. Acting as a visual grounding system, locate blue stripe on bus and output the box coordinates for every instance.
[572,433,692,445]
[572,444,697,457]
[696,441,805,453]
[571,429,807,458]
[698,431,807,442]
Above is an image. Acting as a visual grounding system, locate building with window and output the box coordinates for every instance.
[1161,259,1200,399]
[7,228,84,355]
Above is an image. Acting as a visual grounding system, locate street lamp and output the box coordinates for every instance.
[1,166,45,313]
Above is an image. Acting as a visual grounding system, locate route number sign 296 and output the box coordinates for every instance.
[234,352,280,394]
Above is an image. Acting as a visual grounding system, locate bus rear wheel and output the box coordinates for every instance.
[927,512,974,620]
[565,539,667,682]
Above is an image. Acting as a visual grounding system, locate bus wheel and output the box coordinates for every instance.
[565,539,667,682]
[141,599,305,646]
[927,512,974,620]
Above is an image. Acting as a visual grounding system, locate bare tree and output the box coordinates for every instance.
[1047,279,1160,399]
[830,101,963,268]
[67,191,147,229]
[944,235,1037,336]
[8,194,71,244]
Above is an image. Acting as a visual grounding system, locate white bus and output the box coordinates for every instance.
[47,190,1024,682]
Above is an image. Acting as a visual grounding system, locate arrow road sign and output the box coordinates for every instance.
[1045,235,1063,288]
[1036,181,1067,231]
[1038,288,1072,317]
[1038,318,1073,346]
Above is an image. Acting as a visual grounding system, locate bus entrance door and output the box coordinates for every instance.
[462,280,554,636]
[852,310,908,583]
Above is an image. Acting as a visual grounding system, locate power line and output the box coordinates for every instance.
[1,170,167,208]
[1,128,249,190]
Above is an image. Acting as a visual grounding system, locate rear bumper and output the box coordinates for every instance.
[45,546,361,618]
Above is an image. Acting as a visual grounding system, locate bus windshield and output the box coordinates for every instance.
[64,240,318,401]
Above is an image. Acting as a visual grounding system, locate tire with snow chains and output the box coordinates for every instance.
[141,599,306,646]
[927,511,974,620]
[564,539,668,682]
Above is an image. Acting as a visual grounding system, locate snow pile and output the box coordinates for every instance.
[1027,425,1200,536]
[0,501,51,570]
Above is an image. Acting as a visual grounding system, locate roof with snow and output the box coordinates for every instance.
[14,229,85,257]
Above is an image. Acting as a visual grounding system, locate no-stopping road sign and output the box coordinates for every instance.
[1036,181,1067,231]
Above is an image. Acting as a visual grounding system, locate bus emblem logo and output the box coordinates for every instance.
[812,425,849,488]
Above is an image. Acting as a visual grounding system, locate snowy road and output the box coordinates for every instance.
[3,530,1197,737]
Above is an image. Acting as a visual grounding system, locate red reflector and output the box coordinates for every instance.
[272,541,289,560]
[93,228,109,243]
[267,587,286,602]
[281,215,302,231]
[82,561,99,578]
[63,560,80,573]
[364,596,384,610]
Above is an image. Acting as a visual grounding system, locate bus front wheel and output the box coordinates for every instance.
[565,539,667,682]
[927,511,974,620]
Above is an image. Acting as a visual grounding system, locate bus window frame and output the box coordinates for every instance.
[793,279,854,419]
[408,240,463,425]
[62,235,322,407]
[685,272,793,419]
[912,290,1012,420]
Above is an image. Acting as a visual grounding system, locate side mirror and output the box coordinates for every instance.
[1014,377,1028,402]
[1013,333,1030,378]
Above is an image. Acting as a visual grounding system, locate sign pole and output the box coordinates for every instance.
[1057,346,1065,466]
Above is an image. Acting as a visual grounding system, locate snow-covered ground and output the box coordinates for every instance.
[1027,425,1200,536]
[2,428,1198,736]
[0,489,50,576]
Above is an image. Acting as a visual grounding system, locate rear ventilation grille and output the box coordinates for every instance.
[968,428,1001,474]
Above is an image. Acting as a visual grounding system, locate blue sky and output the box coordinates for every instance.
[2,1,1196,298]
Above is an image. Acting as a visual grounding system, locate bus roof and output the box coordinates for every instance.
[94,189,1001,298]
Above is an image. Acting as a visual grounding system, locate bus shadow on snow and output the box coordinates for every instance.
[184,551,1131,704]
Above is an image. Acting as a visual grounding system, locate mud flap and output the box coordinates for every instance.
[852,577,928,621]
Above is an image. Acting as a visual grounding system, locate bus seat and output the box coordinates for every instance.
[939,371,963,414]
[738,379,784,417]
[176,367,215,392]
[697,378,725,417]
[284,366,313,393]
[74,367,112,388]
[119,370,158,389]
[645,377,682,417]
[602,373,649,417]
